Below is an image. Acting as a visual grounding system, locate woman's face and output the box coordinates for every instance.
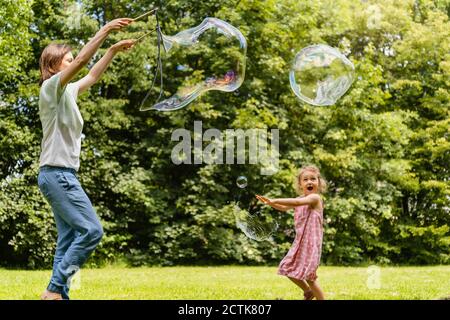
[57,52,74,72]
[300,170,320,195]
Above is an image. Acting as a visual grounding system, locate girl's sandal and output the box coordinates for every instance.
[303,290,314,300]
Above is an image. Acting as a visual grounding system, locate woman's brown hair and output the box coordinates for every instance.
[39,43,72,86]
[295,165,327,195]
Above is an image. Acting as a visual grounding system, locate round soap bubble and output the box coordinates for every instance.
[234,204,278,242]
[236,176,248,189]
[141,17,247,112]
[289,44,355,106]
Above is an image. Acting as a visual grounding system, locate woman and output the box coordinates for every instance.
[38,17,135,300]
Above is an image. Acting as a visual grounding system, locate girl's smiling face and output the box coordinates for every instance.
[300,170,320,195]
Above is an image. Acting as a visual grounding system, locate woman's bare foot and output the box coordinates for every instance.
[303,289,314,300]
[40,290,63,300]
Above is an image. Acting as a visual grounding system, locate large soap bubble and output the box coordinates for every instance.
[289,44,355,106]
[232,177,277,241]
[234,204,278,242]
[141,17,247,111]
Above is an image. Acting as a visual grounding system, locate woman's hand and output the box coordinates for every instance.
[256,195,273,205]
[111,39,136,53]
[102,18,134,33]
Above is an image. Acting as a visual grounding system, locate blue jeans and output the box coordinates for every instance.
[38,166,103,299]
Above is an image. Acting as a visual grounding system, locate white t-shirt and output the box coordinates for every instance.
[39,73,83,171]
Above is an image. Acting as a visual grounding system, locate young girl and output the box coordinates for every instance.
[37,18,136,300]
[256,165,326,300]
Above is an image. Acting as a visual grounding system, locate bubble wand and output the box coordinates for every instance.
[135,30,156,43]
[133,8,158,22]
[139,9,164,111]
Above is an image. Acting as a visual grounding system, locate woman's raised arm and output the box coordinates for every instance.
[60,18,133,87]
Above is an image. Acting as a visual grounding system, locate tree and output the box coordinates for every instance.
[0,0,448,268]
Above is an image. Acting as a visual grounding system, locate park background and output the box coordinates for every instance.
[0,0,449,299]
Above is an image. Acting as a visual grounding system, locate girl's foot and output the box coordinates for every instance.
[40,290,63,300]
[303,290,314,300]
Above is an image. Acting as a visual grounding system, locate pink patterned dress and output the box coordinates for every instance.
[278,202,323,281]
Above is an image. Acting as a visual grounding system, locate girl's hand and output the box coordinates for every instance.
[102,18,134,33]
[256,195,273,205]
[111,39,136,53]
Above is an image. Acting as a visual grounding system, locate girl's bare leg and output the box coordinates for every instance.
[307,279,325,300]
[288,277,314,300]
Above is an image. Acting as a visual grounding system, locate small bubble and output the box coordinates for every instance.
[236,176,248,188]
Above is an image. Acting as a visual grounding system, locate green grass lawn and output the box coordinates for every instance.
[0,265,449,300]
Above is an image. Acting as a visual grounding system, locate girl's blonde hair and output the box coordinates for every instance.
[39,43,72,86]
[295,165,327,195]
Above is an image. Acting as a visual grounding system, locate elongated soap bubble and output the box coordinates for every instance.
[142,17,247,112]
[289,44,355,106]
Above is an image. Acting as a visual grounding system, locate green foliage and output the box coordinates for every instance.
[0,0,33,84]
[0,0,448,268]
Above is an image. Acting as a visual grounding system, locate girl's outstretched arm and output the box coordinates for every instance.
[271,194,321,207]
[60,18,133,88]
[76,39,136,94]
[256,195,294,212]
